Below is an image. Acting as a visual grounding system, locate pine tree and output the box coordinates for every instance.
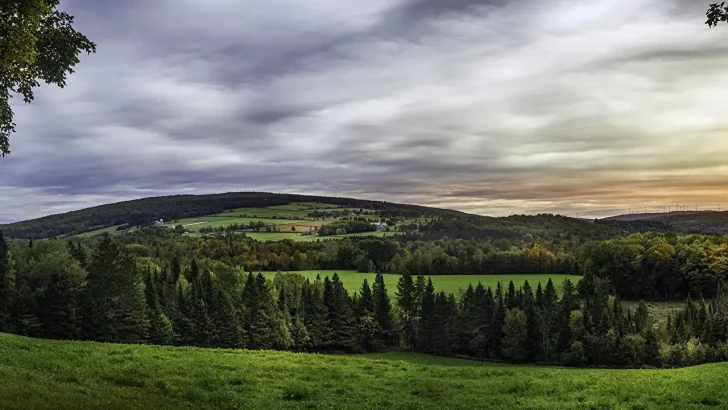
[145,271,174,346]
[42,260,82,340]
[171,256,182,283]
[396,271,417,348]
[173,277,195,346]
[301,279,330,350]
[634,300,650,333]
[82,235,149,343]
[210,287,243,348]
[372,273,395,346]
[505,281,517,309]
[557,278,578,353]
[489,282,506,359]
[521,280,539,361]
[431,291,456,355]
[323,274,358,352]
[242,273,273,349]
[358,279,374,315]
[644,325,660,366]
[502,308,528,362]
[544,279,559,308]
[418,278,437,353]
[67,241,89,270]
[271,287,293,350]
[0,230,14,332]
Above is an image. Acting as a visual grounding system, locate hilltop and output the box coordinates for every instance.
[0,192,468,239]
[3,192,728,241]
[1,333,726,410]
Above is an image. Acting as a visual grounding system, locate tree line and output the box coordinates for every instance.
[2,231,728,368]
[115,228,728,299]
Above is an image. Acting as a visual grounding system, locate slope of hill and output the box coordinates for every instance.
[1,333,726,410]
[0,192,467,239]
[605,211,728,234]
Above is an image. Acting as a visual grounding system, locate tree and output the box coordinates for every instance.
[82,235,149,343]
[707,2,728,27]
[41,257,83,339]
[644,325,661,366]
[301,278,330,350]
[502,308,528,362]
[396,271,417,348]
[0,230,14,331]
[323,274,358,352]
[0,0,96,156]
[372,273,395,346]
[417,278,437,353]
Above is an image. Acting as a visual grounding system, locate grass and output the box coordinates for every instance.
[239,231,396,242]
[1,333,726,410]
[171,217,311,231]
[263,270,582,297]
[623,300,686,326]
[72,224,128,238]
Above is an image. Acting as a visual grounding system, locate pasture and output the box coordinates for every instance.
[1,333,725,409]
[263,270,582,296]
[72,202,416,241]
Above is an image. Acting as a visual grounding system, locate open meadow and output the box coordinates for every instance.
[262,270,582,296]
[1,333,725,410]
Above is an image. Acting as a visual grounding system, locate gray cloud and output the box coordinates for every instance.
[1,0,728,224]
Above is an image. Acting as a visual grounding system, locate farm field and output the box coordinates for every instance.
[72,224,127,238]
[71,202,416,240]
[1,333,726,410]
[244,231,396,242]
[262,270,582,297]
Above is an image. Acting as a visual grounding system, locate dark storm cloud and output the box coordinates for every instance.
[1,0,728,223]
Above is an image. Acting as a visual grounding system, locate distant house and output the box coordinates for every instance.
[347,212,357,217]
[395,216,406,223]
[370,222,388,229]
[153,219,164,227]
[301,229,317,236]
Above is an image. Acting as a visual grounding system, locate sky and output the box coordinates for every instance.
[2,0,728,223]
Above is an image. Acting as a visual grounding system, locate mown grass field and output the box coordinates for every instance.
[1,333,726,410]
[245,231,396,242]
[263,270,582,296]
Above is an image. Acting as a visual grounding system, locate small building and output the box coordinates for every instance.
[153,219,164,227]
[395,216,406,222]
[347,212,357,217]
[370,222,388,229]
[301,229,317,236]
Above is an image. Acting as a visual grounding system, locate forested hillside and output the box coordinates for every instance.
[4,192,725,241]
[0,192,466,239]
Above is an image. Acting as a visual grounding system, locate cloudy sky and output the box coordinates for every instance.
[2,0,728,223]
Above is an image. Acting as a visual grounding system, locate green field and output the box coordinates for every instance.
[72,202,416,241]
[263,270,582,296]
[72,224,127,238]
[1,333,725,409]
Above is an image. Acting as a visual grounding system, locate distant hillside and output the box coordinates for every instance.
[0,192,467,239]
[605,211,728,234]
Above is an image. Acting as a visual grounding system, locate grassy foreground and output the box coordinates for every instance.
[1,334,727,409]
[263,270,582,296]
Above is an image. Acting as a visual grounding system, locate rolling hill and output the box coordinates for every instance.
[4,192,728,241]
[1,333,726,410]
[604,210,728,234]
[0,192,467,239]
